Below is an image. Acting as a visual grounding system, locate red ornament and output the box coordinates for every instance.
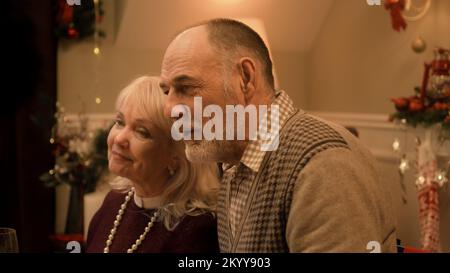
[432,102,449,111]
[391,97,409,111]
[385,0,407,32]
[67,27,79,39]
[409,98,425,112]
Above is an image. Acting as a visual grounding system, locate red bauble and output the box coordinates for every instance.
[391,97,409,111]
[67,27,79,39]
[432,102,449,111]
[409,98,425,112]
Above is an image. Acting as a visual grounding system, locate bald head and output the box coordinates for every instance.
[201,18,275,90]
[164,19,275,91]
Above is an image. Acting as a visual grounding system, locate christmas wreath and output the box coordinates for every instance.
[55,0,105,40]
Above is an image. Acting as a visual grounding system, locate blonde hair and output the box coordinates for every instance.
[110,76,219,230]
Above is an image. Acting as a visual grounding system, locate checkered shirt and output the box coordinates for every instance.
[222,90,295,238]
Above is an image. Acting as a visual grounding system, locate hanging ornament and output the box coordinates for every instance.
[412,36,427,54]
[67,26,79,39]
[385,0,407,32]
[403,0,432,21]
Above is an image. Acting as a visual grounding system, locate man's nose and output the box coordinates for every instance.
[164,91,184,121]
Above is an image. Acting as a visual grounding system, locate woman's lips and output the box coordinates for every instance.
[111,150,133,161]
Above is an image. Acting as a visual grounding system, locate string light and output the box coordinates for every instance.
[392,139,400,152]
[93,46,100,55]
[399,155,410,175]
[416,175,426,187]
[435,170,448,187]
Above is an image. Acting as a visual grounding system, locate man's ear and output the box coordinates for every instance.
[237,57,257,102]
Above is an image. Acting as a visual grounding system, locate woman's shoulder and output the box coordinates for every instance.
[100,190,128,209]
[87,190,126,231]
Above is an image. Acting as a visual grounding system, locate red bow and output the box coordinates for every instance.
[385,0,407,32]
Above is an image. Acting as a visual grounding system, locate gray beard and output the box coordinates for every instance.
[185,139,245,164]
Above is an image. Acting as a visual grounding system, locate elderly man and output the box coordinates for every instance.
[160,18,397,252]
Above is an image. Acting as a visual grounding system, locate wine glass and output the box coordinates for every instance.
[0,228,19,253]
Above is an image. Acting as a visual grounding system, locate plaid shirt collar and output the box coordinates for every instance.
[222,90,295,173]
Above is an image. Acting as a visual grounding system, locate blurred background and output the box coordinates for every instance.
[1,0,449,252]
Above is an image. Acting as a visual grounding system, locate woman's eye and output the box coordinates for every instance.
[136,128,151,139]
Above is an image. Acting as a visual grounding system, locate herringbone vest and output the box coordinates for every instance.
[218,110,349,252]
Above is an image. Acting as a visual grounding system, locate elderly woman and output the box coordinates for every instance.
[86,76,219,253]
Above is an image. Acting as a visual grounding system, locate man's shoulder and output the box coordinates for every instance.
[279,110,349,151]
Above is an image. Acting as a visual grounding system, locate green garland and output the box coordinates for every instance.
[40,124,111,194]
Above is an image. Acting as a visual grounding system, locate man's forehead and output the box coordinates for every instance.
[161,28,218,83]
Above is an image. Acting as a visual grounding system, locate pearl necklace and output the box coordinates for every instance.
[103,188,160,253]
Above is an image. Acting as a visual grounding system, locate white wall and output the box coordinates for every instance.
[307,0,450,114]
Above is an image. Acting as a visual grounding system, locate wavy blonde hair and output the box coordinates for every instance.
[110,76,219,230]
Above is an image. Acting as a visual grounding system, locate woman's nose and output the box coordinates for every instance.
[114,128,130,148]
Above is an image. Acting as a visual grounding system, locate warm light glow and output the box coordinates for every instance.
[95,97,102,104]
[212,0,243,4]
[93,46,100,55]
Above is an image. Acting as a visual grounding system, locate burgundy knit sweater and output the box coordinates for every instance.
[86,190,220,253]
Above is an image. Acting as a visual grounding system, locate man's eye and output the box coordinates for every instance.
[115,119,125,127]
[162,88,169,95]
[178,85,192,93]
